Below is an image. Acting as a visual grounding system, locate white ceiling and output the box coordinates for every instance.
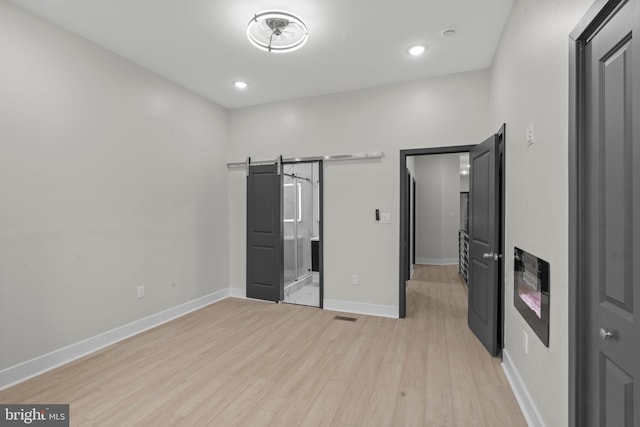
[10,0,514,109]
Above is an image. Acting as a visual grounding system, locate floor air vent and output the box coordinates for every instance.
[334,315,357,322]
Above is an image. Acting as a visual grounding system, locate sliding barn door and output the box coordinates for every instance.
[246,164,283,302]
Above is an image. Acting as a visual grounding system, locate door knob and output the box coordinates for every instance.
[599,328,614,340]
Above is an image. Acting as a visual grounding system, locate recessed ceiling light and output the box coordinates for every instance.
[408,45,426,56]
[247,11,308,53]
[234,81,248,89]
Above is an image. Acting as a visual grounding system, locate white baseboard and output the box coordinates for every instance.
[229,287,246,299]
[416,258,458,266]
[324,299,398,319]
[0,288,231,391]
[502,349,545,427]
[231,288,396,319]
[228,288,276,305]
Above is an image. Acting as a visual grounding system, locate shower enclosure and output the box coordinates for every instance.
[283,162,320,307]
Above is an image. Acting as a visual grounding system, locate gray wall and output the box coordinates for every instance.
[460,173,469,192]
[414,154,461,264]
[489,0,592,425]
[227,70,491,307]
[0,1,230,371]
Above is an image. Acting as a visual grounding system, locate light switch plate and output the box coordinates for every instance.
[380,213,391,224]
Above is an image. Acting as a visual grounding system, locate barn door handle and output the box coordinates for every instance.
[599,328,614,340]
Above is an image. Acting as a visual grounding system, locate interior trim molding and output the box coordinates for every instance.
[324,299,398,319]
[399,144,477,319]
[228,289,276,305]
[0,289,230,391]
[229,288,247,299]
[415,258,458,266]
[502,349,545,427]
[228,290,397,318]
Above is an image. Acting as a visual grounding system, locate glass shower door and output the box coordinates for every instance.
[282,162,319,307]
[283,166,298,284]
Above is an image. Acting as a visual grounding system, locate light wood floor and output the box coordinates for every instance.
[0,264,526,426]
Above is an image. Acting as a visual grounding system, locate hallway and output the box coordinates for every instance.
[405,264,526,425]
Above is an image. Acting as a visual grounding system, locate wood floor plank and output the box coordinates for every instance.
[392,387,425,427]
[298,379,349,427]
[236,407,277,427]
[361,361,403,426]
[0,265,526,426]
[423,281,455,426]
[206,378,274,426]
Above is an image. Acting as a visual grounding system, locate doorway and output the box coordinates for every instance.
[399,128,505,356]
[282,162,321,307]
[569,0,640,425]
[400,145,474,317]
[246,160,323,307]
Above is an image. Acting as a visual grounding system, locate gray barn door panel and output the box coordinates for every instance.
[584,1,640,424]
[468,133,501,357]
[246,164,284,302]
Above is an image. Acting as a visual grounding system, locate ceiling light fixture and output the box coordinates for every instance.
[408,45,426,56]
[234,81,248,89]
[247,11,308,53]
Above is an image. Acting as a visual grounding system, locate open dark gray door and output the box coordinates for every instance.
[247,163,283,302]
[583,1,640,423]
[468,132,501,356]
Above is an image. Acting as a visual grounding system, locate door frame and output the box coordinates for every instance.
[568,1,628,425]
[282,160,324,308]
[412,177,417,267]
[247,159,324,307]
[399,145,475,318]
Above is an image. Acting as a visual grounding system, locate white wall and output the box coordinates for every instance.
[460,172,469,192]
[0,2,229,371]
[228,70,491,310]
[490,0,592,425]
[414,154,461,264]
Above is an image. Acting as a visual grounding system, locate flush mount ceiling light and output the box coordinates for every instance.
[234,81,248,89]
[408,45,426,56]
[247,11,308,53]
